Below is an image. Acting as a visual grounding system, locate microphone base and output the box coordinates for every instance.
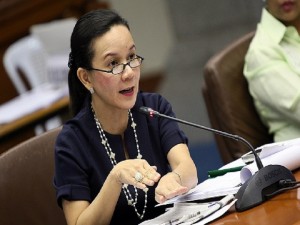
[235,164,295,212]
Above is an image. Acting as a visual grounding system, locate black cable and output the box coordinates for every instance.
[265,180,300,198]
[279,180,300,186]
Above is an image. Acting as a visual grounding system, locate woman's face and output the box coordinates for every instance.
[266,0,300,25]
[88,25,140,112]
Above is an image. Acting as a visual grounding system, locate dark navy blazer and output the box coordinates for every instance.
[54,92,188,224]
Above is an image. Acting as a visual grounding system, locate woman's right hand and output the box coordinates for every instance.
[110,159,161,190]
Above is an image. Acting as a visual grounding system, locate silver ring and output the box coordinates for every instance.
[134,172,144,182]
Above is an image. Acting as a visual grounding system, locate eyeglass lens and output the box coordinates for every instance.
[112,58,142,74]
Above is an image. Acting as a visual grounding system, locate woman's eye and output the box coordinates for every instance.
[128,54,136,60]
[109,60,119,67]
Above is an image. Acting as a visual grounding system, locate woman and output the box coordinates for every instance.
[54,9,198,225]
[244,0,300,142]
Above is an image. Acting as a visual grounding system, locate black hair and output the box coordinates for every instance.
[68,9,130,116]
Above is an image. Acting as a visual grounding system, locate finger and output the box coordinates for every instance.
[151,166,157,171]
[134,170,158,189]
[155,183,188,202]
[133,169,157,187]
[163,186,189,200]
[140,176,155,186]
[133,179,147,190]
[155,193,166,204]
[143,167,160,182]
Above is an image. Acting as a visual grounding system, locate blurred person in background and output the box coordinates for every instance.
[244,0,300,142]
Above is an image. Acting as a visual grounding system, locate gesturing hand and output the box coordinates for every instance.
[155,172,189,204]
[111,159,161,190]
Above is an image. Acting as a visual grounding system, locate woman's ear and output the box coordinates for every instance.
[77,67,92,90]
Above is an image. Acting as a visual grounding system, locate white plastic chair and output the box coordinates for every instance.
[3,35,48,94]
[3,35,62,135]
[30,17,76,56]
[3,18,76,135]
[30,18,76,88]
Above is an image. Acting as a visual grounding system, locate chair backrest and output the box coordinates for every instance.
[3,35,48,94]
[30,17,76,56]
[202,32,273,164]
[0,127,67,225]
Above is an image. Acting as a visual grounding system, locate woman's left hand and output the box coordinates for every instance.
[154,172,189,204]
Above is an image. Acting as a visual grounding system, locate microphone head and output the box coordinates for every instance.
[138,106,160,117]
[139,106,151,114]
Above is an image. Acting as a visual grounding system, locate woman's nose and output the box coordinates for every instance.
[121,65,134,80]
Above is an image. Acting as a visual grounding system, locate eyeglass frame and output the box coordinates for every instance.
[86,55,144,75]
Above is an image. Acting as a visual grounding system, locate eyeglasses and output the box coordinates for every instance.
[87,55,144,75]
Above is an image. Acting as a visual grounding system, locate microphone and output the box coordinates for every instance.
[139,106,263,169]
[139,106,296,211]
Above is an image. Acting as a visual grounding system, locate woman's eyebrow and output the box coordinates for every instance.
[103,52,118,60]
[103,44,137,60]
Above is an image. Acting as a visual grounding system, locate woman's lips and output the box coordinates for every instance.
[119,87,134,96]
[281,1,295,12]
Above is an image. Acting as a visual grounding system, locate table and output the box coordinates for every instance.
[210,169,300,225]
[0,96,69,154]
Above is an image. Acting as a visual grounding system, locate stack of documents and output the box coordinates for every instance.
[140,195,236,225]
[158,172,241,206]
[140,137,300,224]
[240,138,300,183]
[157,137,300,208]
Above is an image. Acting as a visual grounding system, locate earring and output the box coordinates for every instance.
[89,87,94,94]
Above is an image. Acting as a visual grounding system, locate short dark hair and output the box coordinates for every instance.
[68,9,130,116]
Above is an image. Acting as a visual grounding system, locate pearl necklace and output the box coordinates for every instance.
[91,104,148,219]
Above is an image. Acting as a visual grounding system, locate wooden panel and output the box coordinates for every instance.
[0,96,70,154]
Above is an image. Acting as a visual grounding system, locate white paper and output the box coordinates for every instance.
[142,138,300,224]
[139,202,212,225]
[0,83,68,124]
[220,158,246,169]
[139,197,236,225]
[158,172,241,206]
[184,199,236,225]
[258,137,300,158]
[240,144,300,183]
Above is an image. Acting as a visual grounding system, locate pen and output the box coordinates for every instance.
[208,165,244,178]
[180,194,235,225]
[158,204,211,225]
[159,218,180,225]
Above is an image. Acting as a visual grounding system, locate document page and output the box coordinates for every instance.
[140,196,236,225]
[0,84,67,124]
[158,171,241,206]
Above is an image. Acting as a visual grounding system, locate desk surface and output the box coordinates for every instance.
[0,96,69,154]
[211,169,300,225]
[0,96,69,138]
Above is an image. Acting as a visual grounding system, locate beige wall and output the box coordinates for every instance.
[107,0,262,145]
[108,0,175,75]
